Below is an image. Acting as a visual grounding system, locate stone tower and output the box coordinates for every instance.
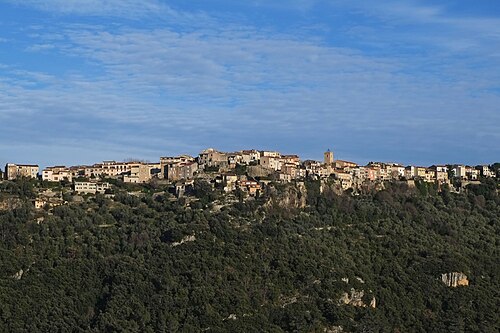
[324,149,334,165]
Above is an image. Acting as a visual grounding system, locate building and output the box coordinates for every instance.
[404,166,415,179]
[465,166,480,180]
[223,173,238,192]
[261,151,281,158]
[281,163,298,179]
[4,163,39,180]
[260,156,281,171]
[414,167,428,179]
[303,160,322,175]
[334,160,357,170]
[335,172,353,190]
[476,165,494,178]
[452,165,467,179]
[429,165,449,182]
[227,153,243,168]
[199,148,228,168]
[240,150,261,164]
[390,164,406,179]
[160,155,195,178]
[42,166,73,182]
[237,180,261,196]
[166,162,198,181]
[281,155,300,166]
[84,161,132,178]
[123,163,155,183]
[324,149,334,165]
[74,181,110,194]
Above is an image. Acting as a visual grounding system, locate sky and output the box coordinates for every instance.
[0,0,499,169]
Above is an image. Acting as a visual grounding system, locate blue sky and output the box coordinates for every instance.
[0,0,499,168]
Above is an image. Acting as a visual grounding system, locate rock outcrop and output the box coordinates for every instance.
[171,235,196,247]
[324,326,344,333]
[338,288,376,308]
[265,183,307,210]
[441,272,469,287]
[11,269,24,280]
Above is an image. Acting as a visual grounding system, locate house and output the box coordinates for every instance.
[260,151,281,158]
[476,165,494,178]
[335,171,353,190]
[260,156,281,171]
[352,167,367,181]
[69,166,87,178]
[366,167,379,181]
[123,163,155,183]
[465,166,480,180]
[199,148,228,169]
[404,166,415,179]
[414,166,427,179]
[390,164,405,179]
[429,165,449,182]
[166,162,198,181]
[223,173,238,192]
[42,166,73,182]
[335,160,358,170]
[240,150,260,164]
[84,161,132,178]
[160,155,195,179]
[303,160,322,175]
[452,165,467,179]
[174,180,194,198]
[378,165,392,181]
[237,180,261,196]
[227,153,243,168]
[280,155,300,166]
[4,163,39,180]
[74,181,110,194]
[281,163,298,178]
[33,197,63,209]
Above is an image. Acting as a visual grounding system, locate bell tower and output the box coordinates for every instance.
[324,149,334,165]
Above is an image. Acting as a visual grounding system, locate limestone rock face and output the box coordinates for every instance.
[441,272,469,287]
[171,235,196,247]
[338,289,362,307]
[338,288,376,308]
[11,269,24,280]
[369,296,376,308]
[265,184,307,209]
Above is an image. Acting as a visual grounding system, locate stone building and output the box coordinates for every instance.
[4,163,39,180]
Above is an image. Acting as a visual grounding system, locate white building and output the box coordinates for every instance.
[74,182,110,194]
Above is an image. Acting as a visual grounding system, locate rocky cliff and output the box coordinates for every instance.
[441,272,469,287]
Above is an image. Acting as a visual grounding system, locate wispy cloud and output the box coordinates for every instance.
[0,0,499,166]
[336,0,500,54]
[3,0,171,18]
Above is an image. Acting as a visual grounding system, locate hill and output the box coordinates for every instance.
[0,178,499,332]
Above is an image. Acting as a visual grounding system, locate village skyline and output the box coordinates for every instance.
[3,148,497,191]
[2,144,499,173]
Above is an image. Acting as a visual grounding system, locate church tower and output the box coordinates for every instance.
[324,149,334,165]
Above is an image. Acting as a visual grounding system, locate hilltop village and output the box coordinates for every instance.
[1,148,498,208]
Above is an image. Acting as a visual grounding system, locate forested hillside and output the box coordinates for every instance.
[0,179,499,332]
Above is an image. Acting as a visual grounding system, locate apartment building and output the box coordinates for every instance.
[4,163,39,180]
[74,181,110,194]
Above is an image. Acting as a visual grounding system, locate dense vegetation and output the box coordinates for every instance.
[0,178,499,332]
